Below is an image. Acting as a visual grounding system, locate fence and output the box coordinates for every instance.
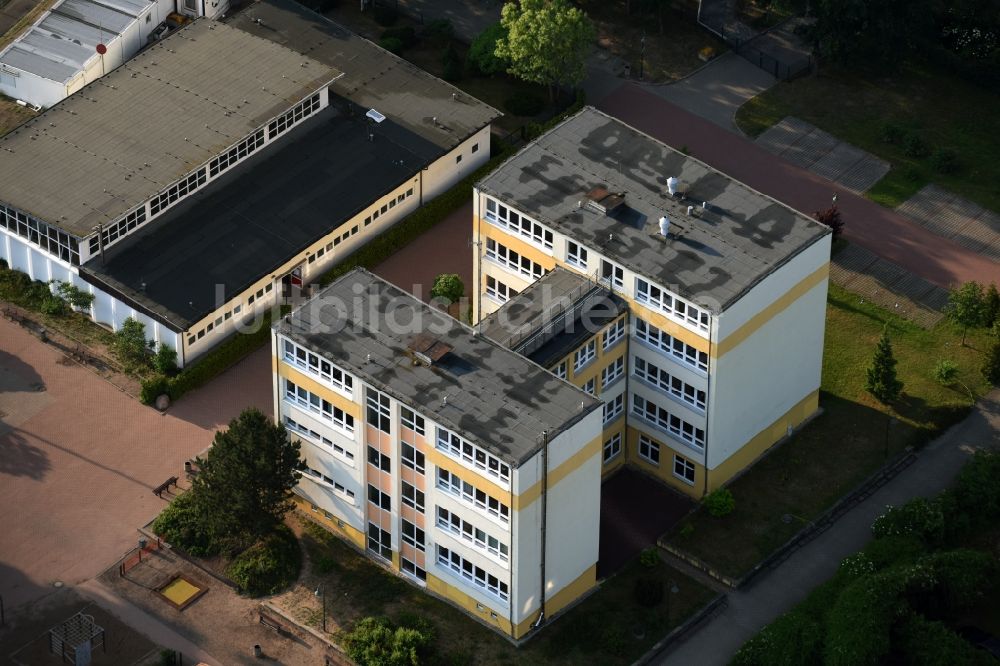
[118,535,163,576]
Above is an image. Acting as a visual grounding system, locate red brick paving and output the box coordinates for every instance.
[598,83,1000,289]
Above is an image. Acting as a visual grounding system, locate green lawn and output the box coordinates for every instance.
[665,282,993,579]
[735,64,1000,212]
[299,519,715,665]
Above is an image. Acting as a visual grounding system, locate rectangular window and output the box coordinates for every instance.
[402,557,426,581]
[456,154,463,164]
[633,357,706,410]
[636,278,710,332]
[600,259,624,289]
[485,239,545,280]
[673,454,696,484]
[366,389,391,433]
[603,393,624,424]
[472,143,479,153]
[601,356,625,389]
[436,545,508,602]
[485,276,518,304]
[267,93,321,139]
[367,484,391,511]
[566,240,588,270]
[603,432,622,463]
[436,467,509,523]
[401,443,425,474]
[401,519,425,552]
[553,361,567,380]
[634,318,709,372]
[285,416,355,463]
[400,406,425,435]
[582,378,595,395]
[574,339,596,372]
[367,522,392,560]
[436,428,510,484]
[283,379,355,434]
[401,481,425,512]
[367,446,391,472]
[482,198,553,250]
[604,318,625,350]
[436,506,509,561]
[639,435,660,465]
[632,394,705,449]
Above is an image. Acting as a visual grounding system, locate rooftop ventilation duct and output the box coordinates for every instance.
[659,215,670,237]
[667,176,682,197]
[408,333,453,366]
[584,186,626,215]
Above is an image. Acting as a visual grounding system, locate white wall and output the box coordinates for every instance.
[423,126,490,201]
[0,67,63,109]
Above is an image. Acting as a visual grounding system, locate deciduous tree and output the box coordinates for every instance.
[430,273,464,305]
[947,281,985,346]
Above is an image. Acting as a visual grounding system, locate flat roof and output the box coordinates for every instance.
[476,107,830,312]
[277,269,602,466]
[228,0,500,154]
[80,100,441,330]
[0,19,340,237]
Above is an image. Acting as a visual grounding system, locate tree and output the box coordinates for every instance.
[153,344,178,375]
[808,0,938,69]
[984,283,1000,328]
[982,340,1000,386]
[430,273,464,305]
[866,327,903,404]
[468,22,509,75]
[813,204,844,240]
[345,616,433,666]
[113,317,151,369]
[441,42,463,81]
[496,0,596,102]
[190,408,301,548]
[947,281,985,345]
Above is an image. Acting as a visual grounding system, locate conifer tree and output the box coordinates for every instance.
[866,327,903,403]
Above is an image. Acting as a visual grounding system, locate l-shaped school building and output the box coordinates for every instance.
[0,0,497,367]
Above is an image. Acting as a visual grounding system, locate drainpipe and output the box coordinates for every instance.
[702,324,714,498]
[534,429,549,629]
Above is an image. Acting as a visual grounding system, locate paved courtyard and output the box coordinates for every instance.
[897,184,1000,264]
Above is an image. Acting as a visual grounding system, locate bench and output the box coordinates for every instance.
[152,476,179,497]
[259,612,287,635]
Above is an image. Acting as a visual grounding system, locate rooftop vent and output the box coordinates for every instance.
[366,109,386,123]
[667,176,683,197]
[408,333,453,365]
[584,186,626,215]
[658,215,670,237]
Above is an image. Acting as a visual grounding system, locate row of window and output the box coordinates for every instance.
[187,299,246,346]
[484,198,554,250]
[633,357,706,411]
[308,187,416,266]
[299,463,356,501]
[284,379,356,435]
[436,506,509,562]
[634,318,709,373]
[268,93,321,139]
[436,467,510,524]
[282,338,353,394]
[637,435,697,485]
[485,238,546,280]
[437,545,509,602]
[0,203,80,265]
[285,416,355,464]
[485,275,519,304]
[632,394,705,449]
[436,427,511,485]
[89,205,146,256]
[636,277,710,332]
[210,128,265,178]
[150,168,207,216]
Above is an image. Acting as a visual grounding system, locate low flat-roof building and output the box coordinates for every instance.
[273,269,603,640]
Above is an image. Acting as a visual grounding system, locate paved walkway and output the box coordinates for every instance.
[658,390,1000,665]
[897,184,1000,264]
[596,83,1000,289]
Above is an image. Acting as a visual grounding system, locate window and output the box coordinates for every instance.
[436,468,509,523]
[401,443,425,474]
[639,435,660,465]
[436,545,508,602]
[636,278,710,332]
[483,198,554,250]
[574,339,596,372]
[285,416,355,463]
[267,93,321,139]
[402,481,425,512]
[600,259,624,289]
[436,506,509,561]
[456,154,463,164]
[400,406,426,435]
[402,519,425,551]
[674,454,696,484]
[582,378,595,395]
[553,362,567,380]
[402,557,426,581]
[603,432,622,463]
[283,379,355,434]
[406,188,414,197]
[603,393,624,424]
[367,484,391,511]
[485,239,545,279]
[632,394,706,449]
[368,522,392,559]
[367,389,391,433]
[437,427,510,484]
[150,168,207,216]
[472,142,479,153]
[634,318,709,372]
[601,357,625,389]
[485,275,519,304]
[367,446,390,472]
[566,240,588,270]
[604,318,625,350]
[397,194,405,204]
[633,357,706,410]
[333,482,355,502]
[209,128,265,177]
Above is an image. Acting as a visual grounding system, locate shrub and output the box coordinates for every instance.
[813,204,844,240]
[733,609,823,666]
[154,344,178,375]
[140,374,170,406]
[879,121,905,144]
[639,547,660,568]
[40,295,67,316]
[633,577,664,607]
[704,488,735,517]
[933,359,958,385]
[112,317,152,369]
[430,273,464,305]
[951,451,1000,525]
[381,26,416,49]
[871,497,947,546]
[982,340,1000,385]
[678,522,695,538]
[151,492,217,556]
[422,19,453,46]
[503,91,545,117]
[930,147,960,174]
[313,554,337,575]
[226,526,302,597]
[468,22,508,75]
[985,283,1000,327]
[442,43,463,81]
[379,36,404,55]
[345,616,433,666]
[372,5,397,26]
[902,133,929,158]
[895,613,995,666]
[54,280,95,310]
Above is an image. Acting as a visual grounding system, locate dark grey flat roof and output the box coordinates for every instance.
[476,107,830,312]
[278,269,602,466]
[229,0,500,154]
[80,100,439,331]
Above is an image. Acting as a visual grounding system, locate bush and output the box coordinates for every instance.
[442,43,462,81]
[112,317,152,369]
[151,492,217,556]
[154,344,178,375]
[639,547,660,568]
[633,577,664,607]
[379,36,404,55]
[345,616,434,666]
[879,121,905,144]
[522,90,585,141]
[930,147,960,174]
[503,91,545,117]
[813,204,844,240]
[54,280,94,310]
[430,273,463,305]
[40,295,66,316]
[704,488,735,517]
[226,526,302,597]
[380,26,416,49]
[733,609,823,666]
[372,5,397,26]
[140,374,170,406]
[933,359,959,385]
[871,497,948,546]
[951,451,1000,525]
[982,340,1000,385]
[468,22,508,75]
[902,133,929,158]
[422,19,454,46]
[313,554,337,575]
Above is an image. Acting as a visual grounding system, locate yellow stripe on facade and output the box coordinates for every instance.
[716,263,829,357]
[478,219,559,271]
[515,435,602,509]
[276,361,361,419]
[511,563,598,639]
